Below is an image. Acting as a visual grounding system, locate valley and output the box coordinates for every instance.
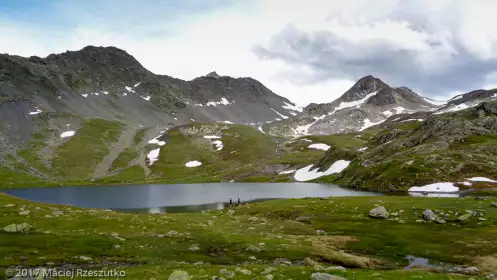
[1,46,497,279]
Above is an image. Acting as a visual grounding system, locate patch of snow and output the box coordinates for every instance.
[382,106,406,117]
[282,101,303,112]
[147,148,161,165]
[190,118,196,122]
[301,138,312,142]
[192,97,234,107]
[275,118,282,121]
[29,109,43,115]
[125,86,135,93]
[174,117,178,120]
[148,135,166,146]
[123,93,127,96]
[185,160,202,167]
[223,121,233,124]
[270,108,289,119]
[94,92,99,96]
[459,181,472,186]
[258,126,265,134]
[332,91,379,113]
[141,96,151,101]
[308,143,330,151]
[133,82,141,88]
[60,131,75,138]
[57,96,62,99]
[66,124,71,127]
[294,160,350,181]
[101,91,108,95]
[390,117,401,122]
[359,118,385,131]
[81,94,88,98]
[220,97,230,105]
[401,119,424,122]
[212,140,223,151]
[434,103,471,115]
[409,192,459,198]
[408,182,459,193]
[290,112,298,116]
[292,115,326,136]
[466,177,497,183]
[279,169,296,175]
[358,147,368,152]
[204,135,221,139]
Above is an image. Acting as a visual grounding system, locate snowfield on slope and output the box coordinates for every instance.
[294,160,350,181]
[408,182,459,193]
[60,131,75,138]
[147,148,160,166]
[185,160,202,167]
[308,143,331,151]
[466,177,497,183]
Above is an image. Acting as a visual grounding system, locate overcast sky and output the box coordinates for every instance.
[1,0,497,105]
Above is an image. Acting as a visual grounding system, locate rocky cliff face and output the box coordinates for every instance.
[263,75,437,136]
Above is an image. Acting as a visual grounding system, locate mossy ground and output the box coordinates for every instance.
[1,194,494,279]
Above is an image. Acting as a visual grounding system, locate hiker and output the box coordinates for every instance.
[229,197,232,207]
[237,197,240,205]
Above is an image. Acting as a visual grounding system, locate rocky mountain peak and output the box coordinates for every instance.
[205,71,221,79]
[339,75,390,102]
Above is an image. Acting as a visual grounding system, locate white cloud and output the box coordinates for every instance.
[1,0,497,105]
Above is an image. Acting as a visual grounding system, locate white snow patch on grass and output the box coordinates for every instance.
[60,131,75,138]
[212,140,223,151]
[333,91,378,113]
[204,135,221,139]
[29,109,43,115]
[308,143,330,151]
[301,138,312,142]
[147,148,161,165]
[401,119,424,122]
[459,181,472,186]
[290,112,298,116]
[148,135,166,146]
[258,126,265,134]
[466,177,497,183]
[223,121,233,124]
[294,160,350,182]
[185,160,202,167]
[142,96,151,101]
[133,82,141,88]
[359,118,385,131]
[358,147,368,152]
[81,94,88,98]
[279,169,296,175]
[270,108,289,119]
[408,182,459,193]
[102,91,108,95]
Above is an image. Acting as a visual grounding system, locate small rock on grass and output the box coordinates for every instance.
[168,270,190,280]
[422,209,437,221]
[491,202,497,207]
[368,206,389,219]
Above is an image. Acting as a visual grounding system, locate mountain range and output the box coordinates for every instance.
[0,45,496,189]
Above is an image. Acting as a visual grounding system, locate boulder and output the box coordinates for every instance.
[303,257,316,266]
[168,270,190,280]
[491,202,497,207]
[456,212,474,222]
[422,209,437,221]
[368,206,389,219]
[2,223,33,233]
[311,272,348,280]
[245,245,262,252]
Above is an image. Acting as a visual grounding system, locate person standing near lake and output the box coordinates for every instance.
[229,197,232,207]
[237,197,240,205]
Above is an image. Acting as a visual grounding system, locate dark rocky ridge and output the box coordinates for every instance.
[0,46,300,148]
